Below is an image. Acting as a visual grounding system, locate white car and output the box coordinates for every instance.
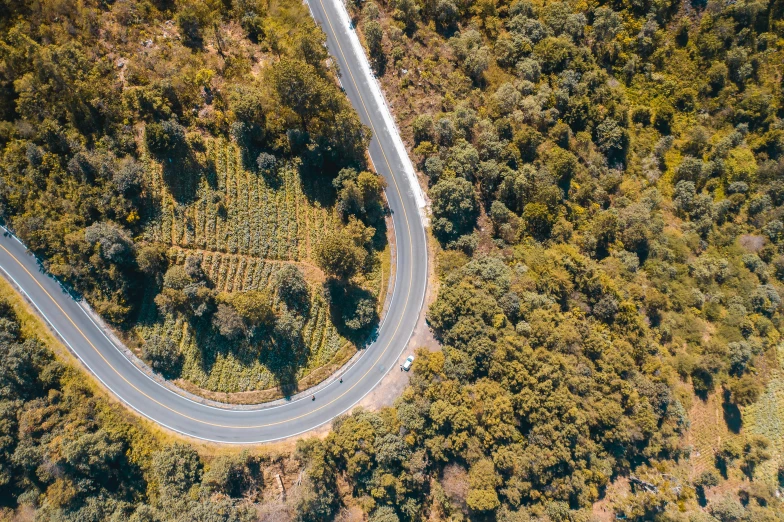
[401,355,414,371]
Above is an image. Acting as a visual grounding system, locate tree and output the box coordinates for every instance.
[343,295,376,331]
[84,222,134,265]
[145,120,186,156]
[430,177,479,243]
[228,291,275,329]
[151,444,203,497]
[710,495,746,522]
[522,202,556,240]
[176,6,204,48]
[595,118,628,165]
[370,506,400,522]
[142,334,183,377]
[275,265,310,311]
[256,152,277,174]
[593,295,619,322]
[136,243,168,275]
[315,231,366,280]
[391,0,419,32]
[293,439,339,521]
[741,435,771,478]
[435,0,459,33]
[113,157,144,195]
[541,146,578,184]
[716,438,743,474]
[364,20,383,58]
[212,303,246,340]
[333,168,385,218]
[268,59,331,132]
[653,103,674,134]
[412,115,434,144]
[201,452,257,498]
[466,459,500,512]
[694,469,719,500]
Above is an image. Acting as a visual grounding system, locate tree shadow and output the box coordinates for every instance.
[696,488,708,507]
[371,54,387,77]
[161,149,204,205]
[722,389,742,433]
[297,161,337,208]
[324,280,379,348]
[254,327,306,393]
[202,155,218,191]
[366,203,389,252]
[716,456,730,479]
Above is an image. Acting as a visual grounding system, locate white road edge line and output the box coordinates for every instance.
[326,0,427,216]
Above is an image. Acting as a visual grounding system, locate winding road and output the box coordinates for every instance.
[0,0,427,444]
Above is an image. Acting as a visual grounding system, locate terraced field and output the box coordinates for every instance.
[133,140,386,395]
[743,344,784,487]
[145,140,332,261]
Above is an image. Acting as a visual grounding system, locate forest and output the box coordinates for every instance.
[0,0,388,398]
[338,0,784,519]
[1,0,784,521]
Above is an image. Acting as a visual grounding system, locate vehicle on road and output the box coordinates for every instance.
[401,355,414,371]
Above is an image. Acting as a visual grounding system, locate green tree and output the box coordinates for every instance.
[145,120,186,156]
[364,20,384,58]
[151,443,203,497]
[430,177,479,243]
[315,231,366,280]
[228,290,275,329]
[276,265,310,311]
[268,59,332,132]
[467,459,501,512]
[201,452,258,498]
[212,303,246,340]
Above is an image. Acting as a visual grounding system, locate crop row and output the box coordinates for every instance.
[143,141,341,262]
[744,357,784,488]
[135,286,346,393]
[169,247,289,293]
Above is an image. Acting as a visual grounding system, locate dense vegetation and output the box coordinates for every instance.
[0,0,388,396]
[2,0,784,520]
[0,286,347,521]
[313,0,784,519]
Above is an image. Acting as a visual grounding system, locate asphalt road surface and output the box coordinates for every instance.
[0,0,427,444]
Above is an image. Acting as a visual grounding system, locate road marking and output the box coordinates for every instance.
[0,0,426,436]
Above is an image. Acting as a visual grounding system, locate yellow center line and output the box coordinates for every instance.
[0,0,418,432]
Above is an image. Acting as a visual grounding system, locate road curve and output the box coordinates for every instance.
[0,0,427,444]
